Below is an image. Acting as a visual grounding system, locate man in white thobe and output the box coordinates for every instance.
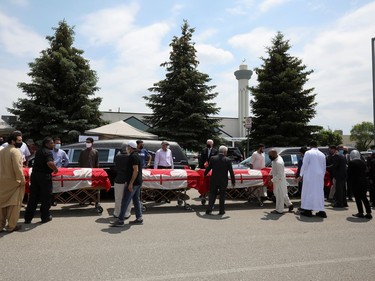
[268,149,293,214]
[250,143,267,198]
[299,141,327,218]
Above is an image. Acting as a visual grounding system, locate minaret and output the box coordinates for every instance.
[234,63,253,137]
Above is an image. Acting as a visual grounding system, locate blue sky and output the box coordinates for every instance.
[1,0,375,135]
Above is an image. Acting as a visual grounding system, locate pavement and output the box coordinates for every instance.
[1,189,375,281]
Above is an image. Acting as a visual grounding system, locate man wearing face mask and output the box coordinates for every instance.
[78,137,99,168]
[0,131,26,232]
[199,139,217,169]
[52,137,69,168]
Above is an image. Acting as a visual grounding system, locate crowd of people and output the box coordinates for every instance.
[1,131,374,233]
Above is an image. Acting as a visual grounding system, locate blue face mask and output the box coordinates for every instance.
[339,150,344,155]
[55,144,61,150]
[15,142,22,148]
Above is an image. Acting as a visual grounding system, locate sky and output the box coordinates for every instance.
[1,0,375,135]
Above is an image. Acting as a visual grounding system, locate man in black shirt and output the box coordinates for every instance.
[24,137,58,224]
[111,140,143,226]
[113,143,130,218]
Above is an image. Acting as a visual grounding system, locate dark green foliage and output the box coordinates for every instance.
[8,20,103,143]
[249,32,317,147]
[314,128,342,146]
[144,20,221,151]
[350,121,374,151]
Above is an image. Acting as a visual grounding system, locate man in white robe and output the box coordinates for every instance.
[299,141,327,218]
[250,144,268,198]
[268,149,293,214]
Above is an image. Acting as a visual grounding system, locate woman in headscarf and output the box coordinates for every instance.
[347,150,372,219]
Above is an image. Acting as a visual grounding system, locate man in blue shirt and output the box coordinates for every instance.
[136,140,151,168]
[52,138,69,168]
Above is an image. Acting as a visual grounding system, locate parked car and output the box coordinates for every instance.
[185,150,198,170]
[227,147,244,163]
[62,139,190,187]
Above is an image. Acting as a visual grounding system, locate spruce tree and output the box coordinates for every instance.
[249,32,317,147]
[8,20,103,143]
[143,20,221,151]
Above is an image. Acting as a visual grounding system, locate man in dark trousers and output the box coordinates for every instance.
[204,145,235,215]
[199,139,218,169]
[24,137,58,224]
[329,145,348,208]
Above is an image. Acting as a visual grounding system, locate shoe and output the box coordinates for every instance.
[24,220,31,224]
[41,216,52,224]
[316,211,327,218]
[332,204,344,208]
[110,220,124,227]
[218,211,225,215]
[288,205,294,212]
[352,213,365,218]
[124,215,131,220]
[113,215,118,218]
[270,210,283,214]
[365,214,373,219]
[300,210,313,217]
[205,210,212,215]
[7,225,22,232]
[129,219,143,224]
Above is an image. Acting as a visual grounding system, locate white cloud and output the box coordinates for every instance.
[0,12,46,57]
[228,27,277,60]
[299,1,375,133]
[79,3,140,46]
[258,0,293,13]
[196,44,234,66]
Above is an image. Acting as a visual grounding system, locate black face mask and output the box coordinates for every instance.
[269,155,276,161]
[15,142,22,148]
[207,144,212,149]
[139,145,144,149]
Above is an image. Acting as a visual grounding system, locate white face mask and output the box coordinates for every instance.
[55,144,61,150]
[86,143,92,148]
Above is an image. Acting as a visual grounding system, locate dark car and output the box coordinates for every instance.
[62,139,190,187]
[227,147,243,163]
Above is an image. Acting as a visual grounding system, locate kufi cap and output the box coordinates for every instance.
[127,140,137,149]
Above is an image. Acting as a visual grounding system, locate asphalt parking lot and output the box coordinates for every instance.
[1,189,375,281]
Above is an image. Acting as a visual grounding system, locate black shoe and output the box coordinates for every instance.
[316,211,327,218]
[300,210,313,217]
[352,213,365,218]
[364,214,373,219]
[288,205,294,212]
[218,211,225,215]
[332,204,344,208]
[110,220,124,227]
[24,220,31,224]
[41,216,52,224]
[205,210,212,215]
[129,219,143,224]
[271,210,283,214]
[124,215,131,220]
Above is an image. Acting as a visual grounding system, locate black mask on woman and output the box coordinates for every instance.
[207,144,212,148]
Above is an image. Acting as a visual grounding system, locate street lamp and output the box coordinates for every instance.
[372,37,375,144]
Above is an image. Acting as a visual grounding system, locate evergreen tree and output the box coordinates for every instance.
[249,32,317,147]
[143,20,221,151]
[8,20,103,143]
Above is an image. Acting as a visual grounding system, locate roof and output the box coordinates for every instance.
[84,120,158,140]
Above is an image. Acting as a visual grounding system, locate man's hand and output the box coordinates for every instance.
[128,183,133,192]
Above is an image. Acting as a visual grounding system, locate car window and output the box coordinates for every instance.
[71,149,83,162]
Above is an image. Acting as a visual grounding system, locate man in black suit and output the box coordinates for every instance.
[199,139,218,169]
[204,145,235,215]
[329,145,348,208]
